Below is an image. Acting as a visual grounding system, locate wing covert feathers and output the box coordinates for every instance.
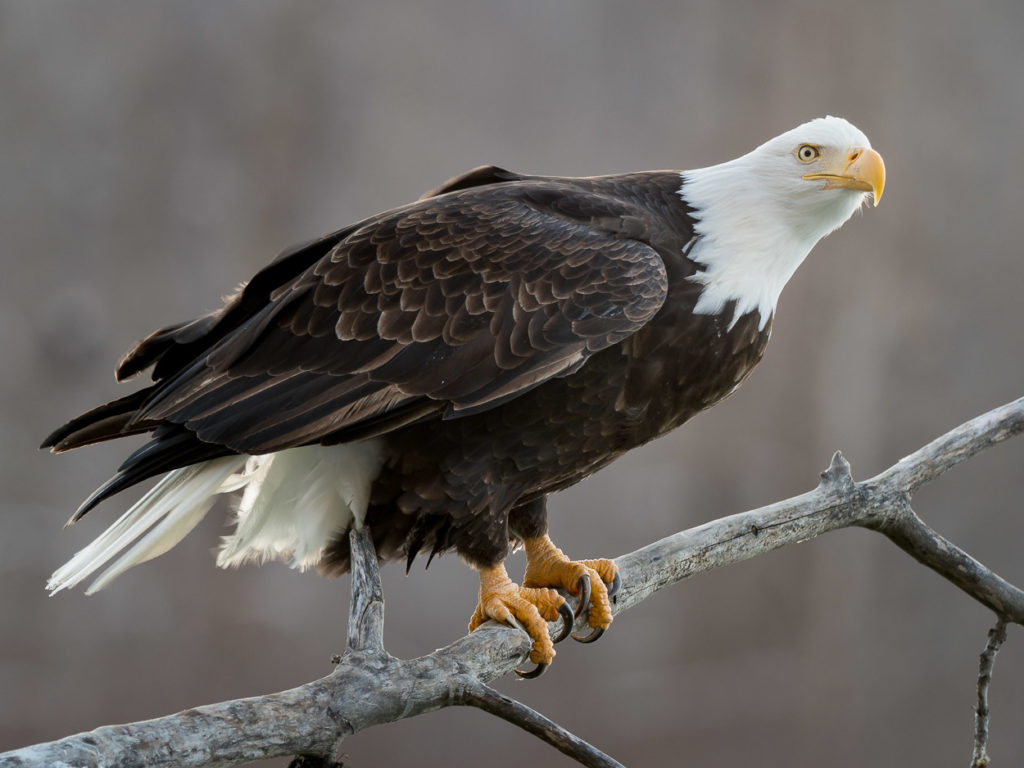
[126,179,670,454]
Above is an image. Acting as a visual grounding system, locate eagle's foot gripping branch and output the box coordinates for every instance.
[469,563,573,678]
[522,534,619,643]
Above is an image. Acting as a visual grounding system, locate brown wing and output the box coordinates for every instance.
[125,179,669,454]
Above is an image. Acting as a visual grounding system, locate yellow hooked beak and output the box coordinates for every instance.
[803,147,885,206]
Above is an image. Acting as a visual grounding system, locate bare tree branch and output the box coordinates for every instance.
[867,504,1024,622]
[873,396,1024,495]
[971,616,1010,768]
[460,683,625,768]
[3,395,1023,768]
[611,395,1024,624]
[345,527,385,654]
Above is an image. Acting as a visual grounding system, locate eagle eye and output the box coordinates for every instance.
[797,144,821,162]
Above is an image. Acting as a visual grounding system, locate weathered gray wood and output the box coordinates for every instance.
[872,395,1024,495]
[867,503,1024,623]
[0,628,530,768]
[346,526,385,654]
[609,451,860,618]
[971,616,1010,768]
[460,683,625,768]
[4,394,1024,768]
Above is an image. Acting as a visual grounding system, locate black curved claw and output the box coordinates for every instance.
[607,570,622,599]
[553,600,574,643]
[514,661,549,679]
[573,574,592,619]
[571,625,605,644]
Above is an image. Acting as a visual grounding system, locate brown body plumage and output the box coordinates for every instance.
[47,169,767,570]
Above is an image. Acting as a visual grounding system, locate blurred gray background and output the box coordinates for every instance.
[3,1,1024,766]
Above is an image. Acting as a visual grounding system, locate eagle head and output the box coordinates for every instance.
[682,116,886,329]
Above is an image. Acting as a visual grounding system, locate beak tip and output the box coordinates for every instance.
[867,148,885,207]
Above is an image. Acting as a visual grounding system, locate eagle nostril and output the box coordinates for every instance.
[848,149,862,163]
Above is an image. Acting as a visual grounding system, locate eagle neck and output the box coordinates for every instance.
[677,167,818,331]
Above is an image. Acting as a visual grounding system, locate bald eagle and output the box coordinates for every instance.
[44,116,884,676]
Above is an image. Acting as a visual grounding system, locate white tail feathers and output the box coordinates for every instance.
[47,456,246,595]
[48,440,385,595]
[216,442,383,569]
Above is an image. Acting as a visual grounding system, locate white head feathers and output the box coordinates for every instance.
[680,116,878,330]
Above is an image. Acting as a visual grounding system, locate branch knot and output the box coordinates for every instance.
[819,450,854,491]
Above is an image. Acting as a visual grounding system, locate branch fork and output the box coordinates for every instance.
[326,527,622,768]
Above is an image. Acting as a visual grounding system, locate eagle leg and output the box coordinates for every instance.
[522,534,618,642]
[468,562,574,677]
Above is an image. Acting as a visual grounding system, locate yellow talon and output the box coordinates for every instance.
[522,534,617,631]
[468,536,618,675]
[469,563,565,665]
